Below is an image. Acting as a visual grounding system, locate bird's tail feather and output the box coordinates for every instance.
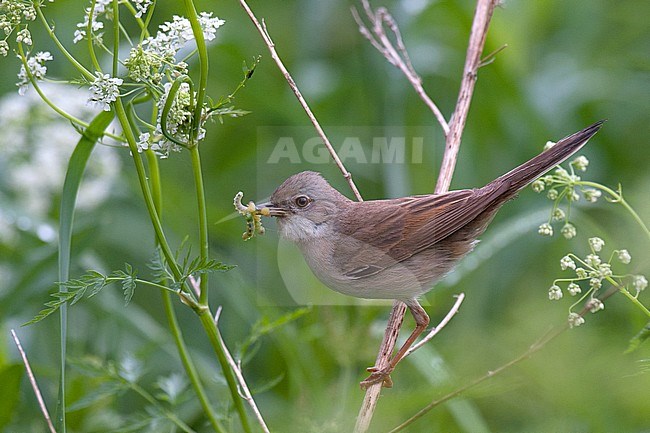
[494,121,604,196]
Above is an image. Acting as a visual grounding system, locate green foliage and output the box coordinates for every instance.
[66,356,195,433]
[150,242,235,291]
[25,264,139,325]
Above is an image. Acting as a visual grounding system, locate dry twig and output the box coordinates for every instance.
[213,306,271,433]
[11,329,57,433]
[404,293,465,358]
[352,0,449,135]
[239,0,363,202]
[354,1,499,431]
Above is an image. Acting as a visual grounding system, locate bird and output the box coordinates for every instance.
[257,121,603,388]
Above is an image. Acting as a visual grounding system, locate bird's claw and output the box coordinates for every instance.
[360,366,394,389]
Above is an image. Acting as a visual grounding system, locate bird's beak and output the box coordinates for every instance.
[255,202,287,217]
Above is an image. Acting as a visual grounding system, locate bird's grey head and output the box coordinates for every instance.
[260,171,351,242]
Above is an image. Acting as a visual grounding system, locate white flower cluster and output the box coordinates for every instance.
[140,13,224,61]
[533,155,605,239]
[0,0,37,55]
[548,238,647,328]
[133,0,152,19]
[73,0,111,44]
[16,51,53,95]
[124,13,225,156]
[87,72,123,111]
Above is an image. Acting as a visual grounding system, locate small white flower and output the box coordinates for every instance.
[597,263,612,278]
[133,0,153,18]
[548,284,563,300]
[554,167,570,180]
[575,267,588,279]
[589,277,602,290]
[544,140,556,151]
[568,190,580,202]
[136,132,150,152]
[73,29,86,44]
[531,179,545,193]
[16,28,32,45]
[552,208,565,221]
[560,255,576,270]
[588,298,604,313]
[633,275,648,293]
[571,155,589,171]
[88,72,123,111]
[0,41,9,56]
[567,282,581,296]
[546,189,558,200]
[583,188,601,203]
[585,254,601,268]
[16,51,53,95]
[538,223,553,237]
[73,0,109,43]
[568,312,585,328]
[198,12,225,41]
[589,237,605,252]
[22,5,37,21]
[561,223,576,239]
[617,249,631,264]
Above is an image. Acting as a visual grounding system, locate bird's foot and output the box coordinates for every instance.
[360,366,394,389]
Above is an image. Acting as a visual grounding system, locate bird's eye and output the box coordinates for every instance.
[294,195,310,208]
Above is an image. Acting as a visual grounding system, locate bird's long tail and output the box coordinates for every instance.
[494,120,604,197]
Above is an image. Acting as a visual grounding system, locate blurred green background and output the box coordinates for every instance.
[1,0,649,432]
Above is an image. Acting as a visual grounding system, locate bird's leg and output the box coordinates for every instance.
[360,299,430,389]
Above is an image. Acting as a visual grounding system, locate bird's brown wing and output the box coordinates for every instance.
[333,184,507,279]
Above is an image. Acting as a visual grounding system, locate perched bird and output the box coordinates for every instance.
[258,122,603,387]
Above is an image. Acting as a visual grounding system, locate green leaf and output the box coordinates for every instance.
[0,364,23,427]
[25,265,139,325]
[23,292,76,326]
[122,276,137,306]
[57,109,115,431]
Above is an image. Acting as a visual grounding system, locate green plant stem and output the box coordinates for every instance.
[581,181,650,242]
[182,0,209,141]
[390,283,622,432]
[114,99,184,284]
[34,1,94,81]
[144,118,225,433]
[605,276,650,317]
[112,0,119,78]
[618,288,650,317]
[198,310,253,433]
[87,1,102,72]
[115,96,251,431]
[161,291,225,433]
[120,0,150,37]
[113,4,251,429]
[146,150,163,215]
[115,98,229,430]
[387,326,564,433]
[181,3,254,429]
[189,146,210,305]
